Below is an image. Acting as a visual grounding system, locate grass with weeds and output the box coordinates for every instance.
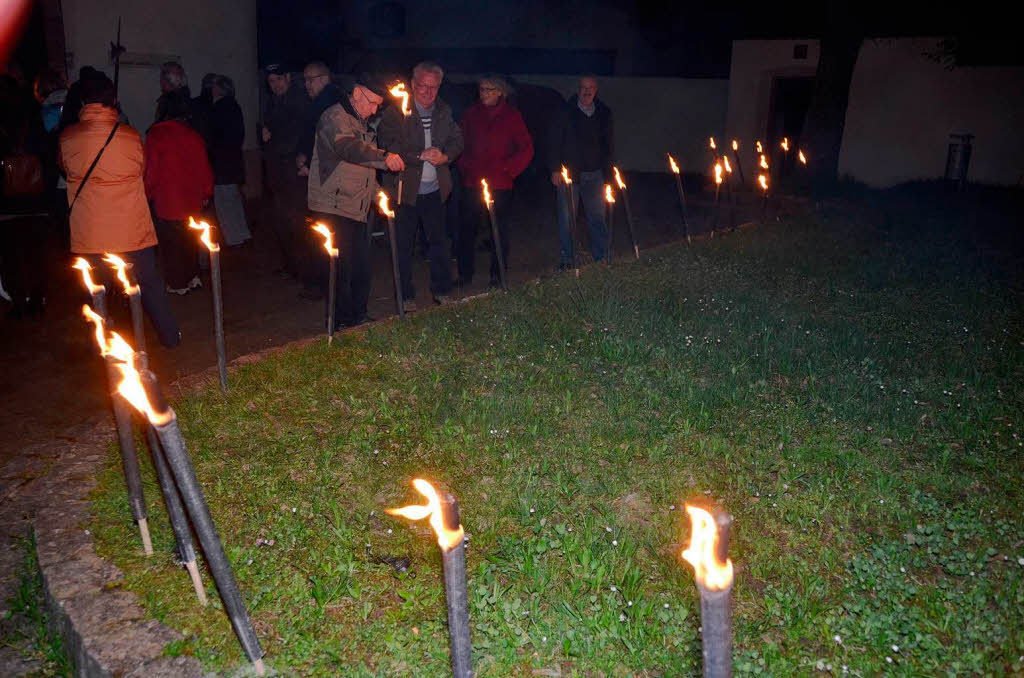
[1,533,71,676]
[90,202,1023,676]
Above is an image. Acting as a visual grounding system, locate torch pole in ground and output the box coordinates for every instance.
[606,194,615,263]
[670,167,690,244]
[566,181,581,276]
[384,211,405,319]
[440,493,473,678]
[482,180,507,290]
[208,246,228,390]
[139,370,265,675]
[617,184,640,260]
[124,282,205,599]
[103,357,152,555]
[683,505,734,678]
[732,145,745,186]
[711,180,721,234]
[326,251,337,340]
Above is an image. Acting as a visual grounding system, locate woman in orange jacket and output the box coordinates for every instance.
[59,73,180,347]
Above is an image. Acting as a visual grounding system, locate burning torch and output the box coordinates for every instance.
[188,218,228,390]
[711,162,723,234]
[758,174,770,219]
[107,333,265,675]
[560,166,581,276]
[72,258,107,318]
[389,82,411,205]
[311,223,340,338]
[482,179,507,290]
[377,191,405,318]
[731,140,745,186]
[389,479,472,678]
[613,167,640,260]
[682,504,734,678]
[668,154,690,244]
[603,183,615,262]
[79,301,151,556]
[722,157,737,231]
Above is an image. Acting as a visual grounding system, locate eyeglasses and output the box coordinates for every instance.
[353,87,381,109]
[479,86,500,93]
[303,74,326,84]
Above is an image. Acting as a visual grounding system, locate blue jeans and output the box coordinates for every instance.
[556,169,607,265]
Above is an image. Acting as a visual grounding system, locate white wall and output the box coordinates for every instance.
[451,74,730,174]
[839,38,1024,187]
[727,37,1024,187]
[62,0,262,194]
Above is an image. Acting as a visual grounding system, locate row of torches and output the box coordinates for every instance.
[72,124,796,678]
[74,245,735,678]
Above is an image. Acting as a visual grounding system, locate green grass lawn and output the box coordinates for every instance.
[90,200,1024,676]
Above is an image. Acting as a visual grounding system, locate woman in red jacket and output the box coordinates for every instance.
[456,75,533,287]
[144,89,214,293]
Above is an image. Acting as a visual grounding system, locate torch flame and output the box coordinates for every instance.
[481,178,493,206]
[377,191,395,218]
[560,165,571,185]
[604,184,615,203]
[668,154,680,174]
[682,505,734,591]
[759,154,769,170]
[714,163,723,185]
[107,331,172,426]
[312,223,338,257]
[732,139,738,151]
[389,82,410,116]
[723,156,732,174]
[72,257,104,294]
[709,137,717,150]
[387,478,465,550]
[758,174,769,192]
[781,137,790,152]
[755,141,763,154]
[102,253,138,295]
[798,150,807,165]
[188,217,219,253]
[82,304,107,353]
[613,166,626,190]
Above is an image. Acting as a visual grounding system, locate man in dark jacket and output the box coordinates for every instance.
[377,61,464,308]
[296,61,341,179]
[209,74,250,246]
[548,75,614,267]
[261,63,308,278]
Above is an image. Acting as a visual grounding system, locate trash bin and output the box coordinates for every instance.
[944,133,973,191]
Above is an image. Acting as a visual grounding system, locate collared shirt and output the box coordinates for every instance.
[416,100,438,194]
[577,99,596,117]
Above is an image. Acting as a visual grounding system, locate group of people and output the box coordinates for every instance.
[263,60,615,329]
[2,56,616,345]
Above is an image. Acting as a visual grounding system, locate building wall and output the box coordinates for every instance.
[61,0,262,195]
[724,39,820,146]
[468,74,730,174]
[840,38,1024,187]
[727,37,1024,187]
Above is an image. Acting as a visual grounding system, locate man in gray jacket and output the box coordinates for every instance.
[377,61,464,308]
[308,76,404,328]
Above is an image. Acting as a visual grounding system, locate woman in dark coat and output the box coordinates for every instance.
[209,74,250,246]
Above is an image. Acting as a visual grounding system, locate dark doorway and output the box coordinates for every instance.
[768,76,814,178]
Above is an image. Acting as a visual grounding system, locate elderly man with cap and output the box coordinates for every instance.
[260,63,308,279]
[307,75,405,329]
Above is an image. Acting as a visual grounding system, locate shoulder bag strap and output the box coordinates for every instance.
[69,122,120,213]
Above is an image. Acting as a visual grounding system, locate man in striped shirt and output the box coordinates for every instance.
[377,61,464,309]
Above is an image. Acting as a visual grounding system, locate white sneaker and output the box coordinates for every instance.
[166,284,189,295]
[188,276,202,289]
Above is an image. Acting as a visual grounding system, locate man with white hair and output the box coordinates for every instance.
[548,74,615,268]
[377,61,463,309]
[156,62,190,122]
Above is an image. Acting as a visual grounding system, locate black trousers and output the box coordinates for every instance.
[395,190,451,299]
[82,246,181,347]
[154,218,199,290]
[458,187,511,283]
[310,211,370,325]
[265,156,305,278]
[0,214,50,314]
